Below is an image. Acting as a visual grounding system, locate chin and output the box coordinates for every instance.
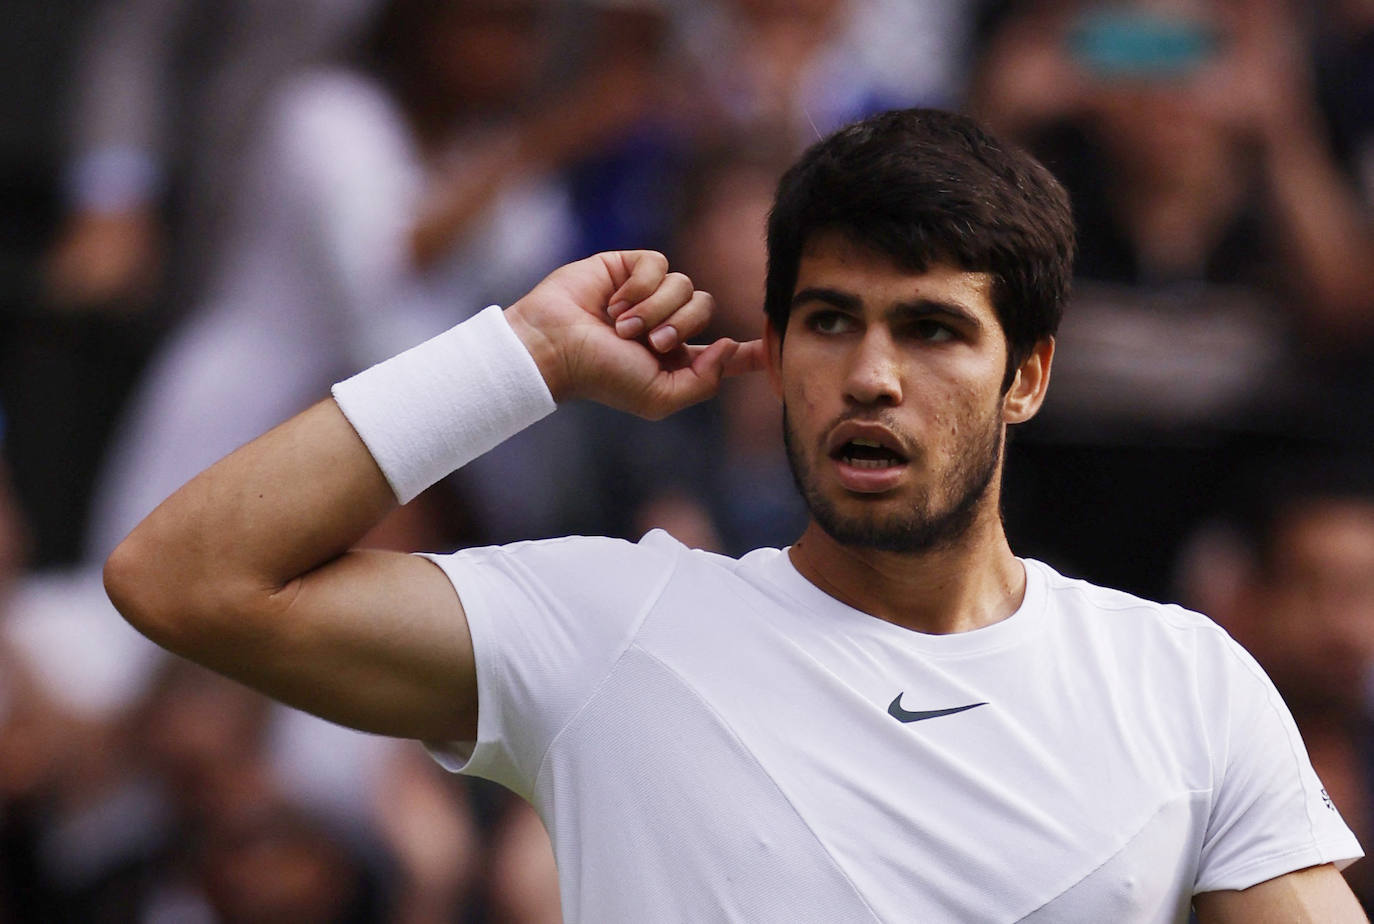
[812,497,981,555]
[782,405,1004,557]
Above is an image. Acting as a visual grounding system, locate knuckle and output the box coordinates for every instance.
[640,250,668,271]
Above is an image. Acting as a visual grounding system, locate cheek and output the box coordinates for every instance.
[780,356,827,418]
[926,381,999,451]
[785,383,824,437]
[914,373,975,424]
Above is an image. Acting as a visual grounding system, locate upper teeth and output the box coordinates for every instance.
[851,438,882,448]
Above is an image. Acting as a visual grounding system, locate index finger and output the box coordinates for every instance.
[601,250,669,316]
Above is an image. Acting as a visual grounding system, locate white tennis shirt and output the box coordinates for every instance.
[423,531,1360,922]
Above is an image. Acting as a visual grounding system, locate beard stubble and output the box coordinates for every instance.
[783,404,1003,555]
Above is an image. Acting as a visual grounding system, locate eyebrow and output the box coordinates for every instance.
[791,286,983,330]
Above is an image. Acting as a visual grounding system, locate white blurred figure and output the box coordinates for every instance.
[47,0,376,312]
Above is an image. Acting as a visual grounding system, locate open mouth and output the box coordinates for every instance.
[833,438,908,470]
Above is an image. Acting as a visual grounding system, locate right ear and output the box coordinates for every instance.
[764,318,784,399]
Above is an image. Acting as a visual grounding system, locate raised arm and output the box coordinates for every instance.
[103,251,764,742]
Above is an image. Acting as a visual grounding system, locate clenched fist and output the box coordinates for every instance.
[505,250,765,420]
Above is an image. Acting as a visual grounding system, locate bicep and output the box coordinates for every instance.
[1194,864,1367,924]
[222,549,478,743]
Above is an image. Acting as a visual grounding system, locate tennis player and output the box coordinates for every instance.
[106,109,1364,921]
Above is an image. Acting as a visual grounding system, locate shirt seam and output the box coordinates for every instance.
[622,644,885,924]
[1015,789,1209,921]
[530,544,684,789]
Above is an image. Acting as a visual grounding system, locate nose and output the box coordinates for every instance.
[844,328,903,406]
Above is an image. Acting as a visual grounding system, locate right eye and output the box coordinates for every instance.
[808,311,856,335]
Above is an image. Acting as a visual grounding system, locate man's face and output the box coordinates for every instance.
[1255,499,1374,710]
[768,232,1030,554]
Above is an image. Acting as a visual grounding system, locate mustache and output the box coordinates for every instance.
[819,410,913,447]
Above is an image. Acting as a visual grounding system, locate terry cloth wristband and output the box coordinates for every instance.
[331,305,556,503]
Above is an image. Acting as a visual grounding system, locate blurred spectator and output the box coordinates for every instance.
[0,643,495,921]
[481,800,562,924]
[975,0,1374,599]
[671,0,972,148]
[6,0,373,570]
[1184,453,1374,906]
[70,0,694,559]
[46,0,374,314]
[634,491,727,552]
[568,0,977,258]
[80,0,583,562]
[673,148,809,554]
[0,415,29,608]
[1315,0,1374,207]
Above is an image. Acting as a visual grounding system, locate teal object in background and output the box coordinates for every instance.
[1068,7,1221,79]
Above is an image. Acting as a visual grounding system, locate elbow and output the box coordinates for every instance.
[105,526,291,687]
[104,529,176,645]
[104,526,237,654]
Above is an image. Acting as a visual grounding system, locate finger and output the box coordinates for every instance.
[613,271,693,339]
[646,289,714,353]
[683,338,766,378]
[603,250,668,318]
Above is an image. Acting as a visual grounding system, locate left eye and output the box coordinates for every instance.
[914,319,954,342]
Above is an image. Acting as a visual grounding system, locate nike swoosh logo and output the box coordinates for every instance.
[887,695,987,724]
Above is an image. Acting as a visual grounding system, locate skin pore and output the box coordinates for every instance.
[768,231,1053,635]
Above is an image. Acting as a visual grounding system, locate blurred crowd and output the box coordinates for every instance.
[0,0,1372,919]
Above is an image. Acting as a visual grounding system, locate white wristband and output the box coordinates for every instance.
[331,305,556,503]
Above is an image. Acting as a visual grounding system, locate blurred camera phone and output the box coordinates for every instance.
[1068,6,1221,79]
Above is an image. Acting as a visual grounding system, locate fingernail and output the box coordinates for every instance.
[649,325,677,352]
[607,300,630,318]
[616,315,645,337]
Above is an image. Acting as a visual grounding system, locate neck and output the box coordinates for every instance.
[787,503,1026,634]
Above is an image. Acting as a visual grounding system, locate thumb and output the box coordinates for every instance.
[644,338,740,417]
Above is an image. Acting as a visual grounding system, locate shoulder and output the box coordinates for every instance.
[440,528,697,568]
[424,530,737,609]
[1027,558,1255,677]
[1031,559,1223,632]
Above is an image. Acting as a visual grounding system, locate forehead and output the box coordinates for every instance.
[793,231,996,322]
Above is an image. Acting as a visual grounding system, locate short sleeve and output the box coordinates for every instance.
[417,532,681,797]
[1194,637,1363,892]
